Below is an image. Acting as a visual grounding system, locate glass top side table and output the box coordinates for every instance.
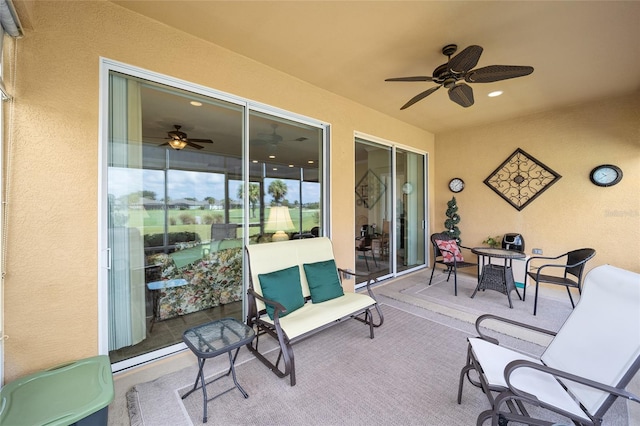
[181,318,255,423]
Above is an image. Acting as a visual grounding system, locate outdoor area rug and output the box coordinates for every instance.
[377,269,575,338]
[126,304,628,425]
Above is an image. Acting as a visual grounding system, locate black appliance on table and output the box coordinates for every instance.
[502,233,525,251]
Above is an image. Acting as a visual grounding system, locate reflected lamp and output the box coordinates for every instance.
[265,206,294,242]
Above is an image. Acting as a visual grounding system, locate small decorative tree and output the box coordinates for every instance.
[444,196,461,243]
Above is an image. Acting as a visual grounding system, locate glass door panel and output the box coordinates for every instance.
[248,111,323,243]
[354,139,392,281]
[107,71,244,365]
[396,149,425,273]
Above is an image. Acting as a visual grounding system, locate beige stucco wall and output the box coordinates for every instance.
[3,1,434,381]
[434,92,640,272]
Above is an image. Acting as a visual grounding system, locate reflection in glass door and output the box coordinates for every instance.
[396,148,425,273]
[354,138,425,285]
[354,140,392,280]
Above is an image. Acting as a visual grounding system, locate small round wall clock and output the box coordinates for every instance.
[590,164,622,187]
[402,182,413,194]
[449,178,465,193]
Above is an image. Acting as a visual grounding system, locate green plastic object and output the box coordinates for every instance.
[0,355,114,426]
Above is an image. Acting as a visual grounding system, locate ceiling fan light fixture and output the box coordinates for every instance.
[168,139,187,150]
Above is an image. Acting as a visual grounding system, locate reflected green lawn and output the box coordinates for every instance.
[140,207,319,242]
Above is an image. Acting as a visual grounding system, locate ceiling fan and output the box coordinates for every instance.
[386,44,534,109]
[157,124,214,150]
[251,123,308,151]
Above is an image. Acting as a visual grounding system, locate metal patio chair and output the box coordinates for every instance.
[428,232,477,296]
[524,248,596,315]
[458,264,640,426]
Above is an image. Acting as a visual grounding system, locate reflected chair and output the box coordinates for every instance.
[356,225,377,271]
[428,232,477,296]
[379,220,390,260]
[211,223,238,241]
[524,248,596,315]
[458,265,640,426]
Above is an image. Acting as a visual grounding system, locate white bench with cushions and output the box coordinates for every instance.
[245,237,384,386]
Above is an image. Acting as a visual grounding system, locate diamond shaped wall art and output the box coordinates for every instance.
[484,148,561,211]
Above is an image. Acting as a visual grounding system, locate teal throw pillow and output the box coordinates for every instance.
[303,259,344,303]
[258,265,305,319]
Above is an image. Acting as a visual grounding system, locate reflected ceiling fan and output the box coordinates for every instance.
[157,124,214,150]
[251,123,308,153]
[386,44,534,109]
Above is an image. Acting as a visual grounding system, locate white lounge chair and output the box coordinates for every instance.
[458,264,640,426]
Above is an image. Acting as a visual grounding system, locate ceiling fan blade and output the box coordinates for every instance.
[448,45,483,74]
[188,138,214,143]
[385,76,433,82]
[400,86,441,110]
[465,65,534,83]
[185,141,204,150]
[448,83,474,108]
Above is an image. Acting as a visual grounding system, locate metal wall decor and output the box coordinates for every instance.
[355,169,386,209]
[484,148,561,211]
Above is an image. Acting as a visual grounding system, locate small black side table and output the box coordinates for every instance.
[181,318,255,423]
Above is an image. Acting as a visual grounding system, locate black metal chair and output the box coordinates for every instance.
[524,247,596,315]
[356,234,377,270]
[428,232,477,296]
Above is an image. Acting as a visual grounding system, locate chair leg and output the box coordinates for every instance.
[453,268,458,296]
[428,265,436,286]
[566,286,576,308]
[363,252,370,270]
[533,282,540,316]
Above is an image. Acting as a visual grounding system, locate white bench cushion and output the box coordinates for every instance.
[259,292,375,339]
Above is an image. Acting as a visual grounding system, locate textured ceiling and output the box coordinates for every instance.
[111,1,640,135]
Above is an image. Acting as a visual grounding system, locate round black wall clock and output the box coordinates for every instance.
[448,178,465,193]
[590,164,622,187]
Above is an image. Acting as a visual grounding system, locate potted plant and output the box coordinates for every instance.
[483,235,502,248]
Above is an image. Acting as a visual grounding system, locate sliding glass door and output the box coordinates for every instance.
[354,137,426,284]
[103,63,327,370]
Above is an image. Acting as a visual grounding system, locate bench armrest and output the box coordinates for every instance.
[247,287,288,319]
[337,267,383,327]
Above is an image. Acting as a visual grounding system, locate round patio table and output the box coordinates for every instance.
[471,247,526,308]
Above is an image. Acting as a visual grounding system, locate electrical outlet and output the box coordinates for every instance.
[532,248,543,255]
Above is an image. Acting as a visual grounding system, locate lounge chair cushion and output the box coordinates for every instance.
[303,259,345,303]
[259,265,305,319]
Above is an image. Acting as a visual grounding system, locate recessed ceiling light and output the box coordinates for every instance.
[252,160,258,163]
[190,101,203,106]
[308,160,314,164]
[269,155,275,159]
[488,91,503,98]
[289,164,294,168]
